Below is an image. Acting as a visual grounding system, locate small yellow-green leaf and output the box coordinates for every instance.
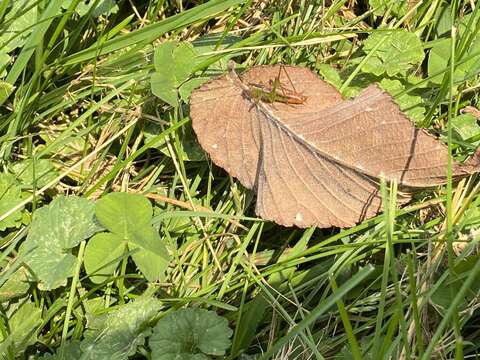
[128,227,169,282]
[84,232,125,284]
[151,72,178,107]
[95,192,152,238]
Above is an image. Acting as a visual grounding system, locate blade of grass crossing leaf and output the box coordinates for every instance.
[392,1,423,29]
[384,179,410,358]
[373,177,394,356]
[0,229,28,289]
[339,36,386,93]
[415,0,440,37]
[258,266,374,360]
[329,276,361,360]
[455,4,480,60]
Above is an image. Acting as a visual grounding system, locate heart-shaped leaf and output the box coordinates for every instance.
[95,192,152,238]
[190,64,480,228]
[84,232,125,284]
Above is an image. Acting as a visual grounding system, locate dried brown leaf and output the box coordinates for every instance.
[190,65,480,228]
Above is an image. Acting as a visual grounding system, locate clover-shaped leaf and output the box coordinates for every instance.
[151,41,197,106]
[83,232,125,284]
[150,308,233,360]
[86,192,169,282]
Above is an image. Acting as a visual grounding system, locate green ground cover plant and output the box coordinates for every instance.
[0,0,479,359]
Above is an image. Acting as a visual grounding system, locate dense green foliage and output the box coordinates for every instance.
[0,0,479,359]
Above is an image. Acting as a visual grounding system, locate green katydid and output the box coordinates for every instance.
[227,61,307,105]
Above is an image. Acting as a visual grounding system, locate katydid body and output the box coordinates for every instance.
[227,61,307,105]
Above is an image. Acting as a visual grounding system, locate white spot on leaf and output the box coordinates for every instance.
[296,212,303,222]
[211,144,218,149]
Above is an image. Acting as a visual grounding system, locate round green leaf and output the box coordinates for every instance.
[81,297,161,360]
[154,41,177,72]
[452,114,480,144]
[95,192,152,238]
[150,308,232,359]
[84,233,125,284]
[362,29,424,76]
